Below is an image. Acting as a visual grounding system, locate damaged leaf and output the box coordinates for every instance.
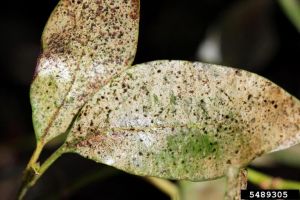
[30,0,140,144]
[23,1,300,199]
[65,60,300,181]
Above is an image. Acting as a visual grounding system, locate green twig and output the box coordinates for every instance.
[18,144,65,200]
[278,0,300,32]
[248,168,300,189]
[145,177,180,200]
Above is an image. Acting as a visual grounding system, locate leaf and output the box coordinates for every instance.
[64,60,300,181]
[30,0,140,144]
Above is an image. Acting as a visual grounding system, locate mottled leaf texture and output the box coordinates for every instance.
[30,0,140,143]
[66,61,300,181]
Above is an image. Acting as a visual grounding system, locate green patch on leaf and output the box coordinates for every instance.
[153,94,159,104]
[170,92,177,105]
[166,126,220,159]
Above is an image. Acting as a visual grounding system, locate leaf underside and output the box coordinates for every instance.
[29,0,300,185]
[65,60,300,181]
[30,0,140,143]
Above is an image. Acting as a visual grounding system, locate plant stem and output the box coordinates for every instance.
[225,167,247,200]
[248,168,300,189]
[18,144,65,200]
[145,177,180,200]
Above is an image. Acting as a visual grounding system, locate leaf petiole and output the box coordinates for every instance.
[248,168,300,189]
[145,177,180,200]
[18,144,66,200]
[25,140,44,172]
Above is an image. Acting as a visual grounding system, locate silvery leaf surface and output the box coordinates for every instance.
[65,60,300,181]
[30,0,140,143]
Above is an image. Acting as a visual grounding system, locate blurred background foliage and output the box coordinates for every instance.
[0,0,299,199]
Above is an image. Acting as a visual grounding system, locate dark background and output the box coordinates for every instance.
[0,0,299,199]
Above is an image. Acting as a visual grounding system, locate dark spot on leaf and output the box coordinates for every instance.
[247,94,252,100]
[235,70,242,76]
